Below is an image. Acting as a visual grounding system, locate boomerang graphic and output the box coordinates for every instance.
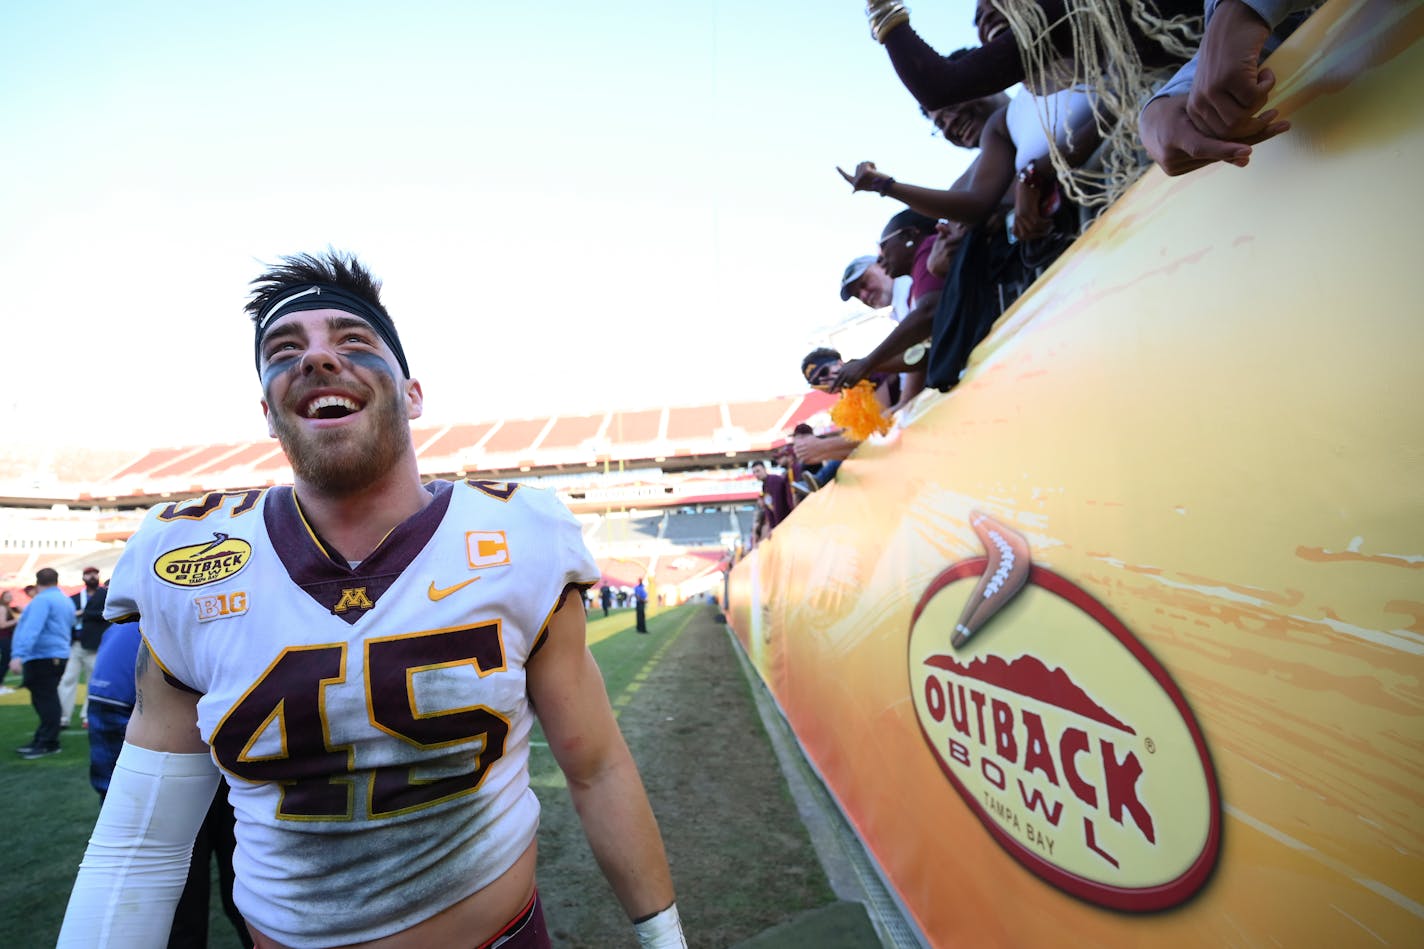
[952,513,1032,648]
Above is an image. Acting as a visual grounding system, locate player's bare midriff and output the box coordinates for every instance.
[248,840,538,949]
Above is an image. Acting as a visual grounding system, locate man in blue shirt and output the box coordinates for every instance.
[10,567,75,758]
[634,578,649,633]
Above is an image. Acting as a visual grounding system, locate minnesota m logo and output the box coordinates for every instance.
[333,586,374,613]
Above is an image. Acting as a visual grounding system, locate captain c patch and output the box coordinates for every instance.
[467,531,512,569]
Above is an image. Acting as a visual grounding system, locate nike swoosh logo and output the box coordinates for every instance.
[428,577,482,601]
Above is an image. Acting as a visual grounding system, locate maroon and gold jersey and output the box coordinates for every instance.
[104,479,599,947]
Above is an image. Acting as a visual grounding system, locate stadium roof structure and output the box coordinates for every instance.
[1,392,834,510]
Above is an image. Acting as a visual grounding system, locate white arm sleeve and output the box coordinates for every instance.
[57,743,221,948]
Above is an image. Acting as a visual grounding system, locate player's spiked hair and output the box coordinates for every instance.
[245,250,386,325]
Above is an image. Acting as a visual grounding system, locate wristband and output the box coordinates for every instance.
[873,175,896,196]
[634,903,686,948]
[866,1,910,43]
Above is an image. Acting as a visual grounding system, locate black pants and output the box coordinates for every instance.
[635,599,647,632]
[23,657,66,749]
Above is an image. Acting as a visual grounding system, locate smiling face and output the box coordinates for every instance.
[878,228,922,279]
[974,0,1010,45]
[929,90,1008,148]
[258,308,423,496]
[850,262,894,308]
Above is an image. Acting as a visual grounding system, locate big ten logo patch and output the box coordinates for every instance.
[467,531,512,569]
[195,591,248,623]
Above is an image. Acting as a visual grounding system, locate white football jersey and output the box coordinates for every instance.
[105,479,599,947]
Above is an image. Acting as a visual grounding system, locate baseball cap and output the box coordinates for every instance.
[839,256,877,301]
[82,566,100,575]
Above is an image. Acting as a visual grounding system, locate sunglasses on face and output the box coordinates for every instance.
[804,363,837,390]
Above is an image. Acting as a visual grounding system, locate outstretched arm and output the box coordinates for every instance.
[831,290,941,391]
[880,18,1034,109]
[793,431,858,466]
[528,587,683,945]
[876,0,1195,109]
[839,110,1015,226]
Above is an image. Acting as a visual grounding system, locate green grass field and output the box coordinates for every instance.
[0,604,854,947]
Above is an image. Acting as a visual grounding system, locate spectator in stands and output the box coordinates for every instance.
[59,565,109,729]
[785,424,823,495]
[839,256,910,320]
[826,220,970,395]
[838,83,1099,263]
[0,590,18,689]
[751,461,794,534]
[634,578,649,633]
[87,620,253,948]
[1140,0,1308,176]
[9,567,72,759]
[790,425,822,478]
[600,584,613,618]
[829,211,948,408]
[840,75,1104,393]
[793,349,904,486]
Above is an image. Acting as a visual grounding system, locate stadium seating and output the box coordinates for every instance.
[0,393,826,589]
[4,392,833,508]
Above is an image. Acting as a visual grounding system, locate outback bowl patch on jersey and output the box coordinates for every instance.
[154,532,254,587]
[907,516,1221,912]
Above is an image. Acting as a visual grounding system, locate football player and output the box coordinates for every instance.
[58,252,684,949]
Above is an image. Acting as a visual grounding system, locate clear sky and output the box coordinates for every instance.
[2,1,981,452]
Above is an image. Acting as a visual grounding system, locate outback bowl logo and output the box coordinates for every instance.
[909,514,1221,912]
[154,532,253,588]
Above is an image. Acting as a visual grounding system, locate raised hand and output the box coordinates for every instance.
[836,161,894,194]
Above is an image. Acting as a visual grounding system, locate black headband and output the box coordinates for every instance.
[253,284,410,378]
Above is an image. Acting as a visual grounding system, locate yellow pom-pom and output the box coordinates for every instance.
[829,381,892,442]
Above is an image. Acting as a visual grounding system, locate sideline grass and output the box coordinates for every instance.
[0,692,247,947]
[533,604,841,946]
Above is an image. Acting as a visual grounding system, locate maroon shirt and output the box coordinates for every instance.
[762,474,793,528]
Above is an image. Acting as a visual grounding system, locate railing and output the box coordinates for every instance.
[728,3,1424,945]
